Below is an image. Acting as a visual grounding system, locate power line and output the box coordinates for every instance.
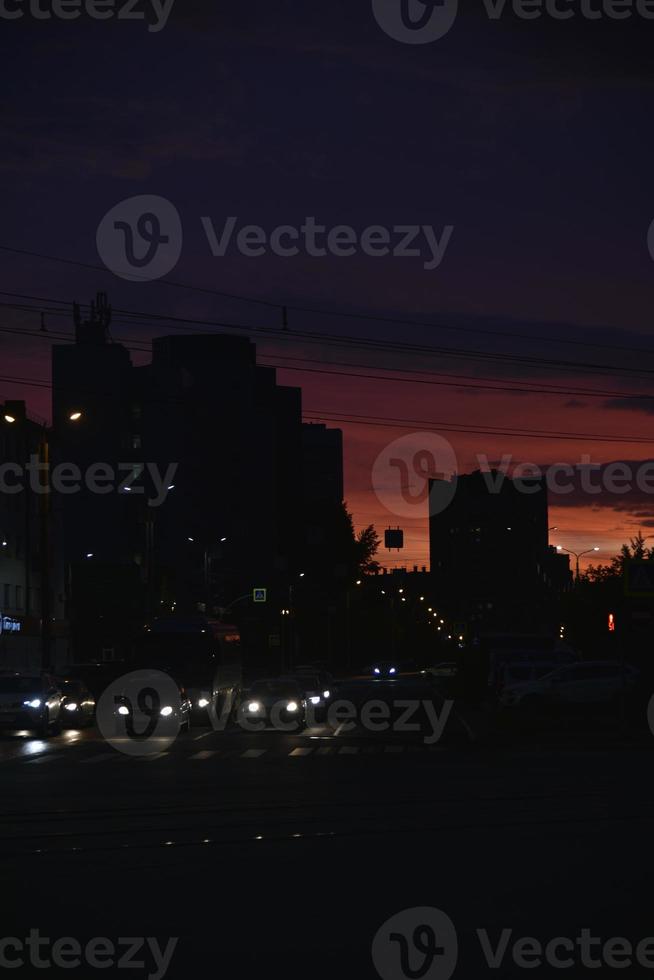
[6,291,654,399]
[0,246,651,359]
[303,410,654,446]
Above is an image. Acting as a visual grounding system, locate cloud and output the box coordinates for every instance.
[603,396,654,416]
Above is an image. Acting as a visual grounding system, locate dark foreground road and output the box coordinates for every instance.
[2,677,653,979]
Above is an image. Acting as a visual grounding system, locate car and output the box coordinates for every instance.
[0,673,63,737]
[368,661,398,678]
[56,677,96,728]
[239,678,306,730]
[500,660,639,709]
[282,671,333,719]
[423,662,458,678]
[113,676,192,735]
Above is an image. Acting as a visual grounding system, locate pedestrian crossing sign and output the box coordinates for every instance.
[253,588,267,603]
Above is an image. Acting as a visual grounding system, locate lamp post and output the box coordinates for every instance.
[556,545,600,581]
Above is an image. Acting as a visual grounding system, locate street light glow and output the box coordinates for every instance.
[3,414,16,424]
[69,411,82,421]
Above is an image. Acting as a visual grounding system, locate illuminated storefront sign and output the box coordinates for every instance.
[0,615,22,634]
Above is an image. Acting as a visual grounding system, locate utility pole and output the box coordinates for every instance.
[39,429,52,671]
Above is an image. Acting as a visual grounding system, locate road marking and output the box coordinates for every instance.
[242,748,267,758]
[338,746,359,755]
[137,752,169,761]
[193,732,213,741]
[289,747,312,757]
[27,754,58,764]
[384,745,404,754]
[191,750,216,760]
[316,747,333,755]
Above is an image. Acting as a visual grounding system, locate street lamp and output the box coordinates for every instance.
[68,411,83,422]
[556,545,600,580]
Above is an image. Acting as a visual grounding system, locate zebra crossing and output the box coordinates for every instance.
[12,739,445,767]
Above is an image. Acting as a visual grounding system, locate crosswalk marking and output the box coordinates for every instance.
[9,739,440,766]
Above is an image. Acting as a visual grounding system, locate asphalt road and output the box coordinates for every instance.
[2,677,653,979]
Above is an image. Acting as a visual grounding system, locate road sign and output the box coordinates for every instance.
[253,588,267,603]
[625,561,654,597]
[385,528,404,550]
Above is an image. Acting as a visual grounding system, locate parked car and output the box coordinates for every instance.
[500,661,639,709]
[0,673,63,737]
[240,678,306,730]
[56,677,96,728]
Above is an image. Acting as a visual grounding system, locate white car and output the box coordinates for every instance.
[501,661,639,709]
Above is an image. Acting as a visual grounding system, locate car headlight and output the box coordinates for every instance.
[160,706,174,717]
[323,690,330,699]
[65,702,78,712]
[23,699,41,709]
[310,696,321,705]
[117,705,130,716]
[374,668,380,675]
[198,698,210,709]
[248,702,261,713]
[286,701,298,712]
[389,668,397,675]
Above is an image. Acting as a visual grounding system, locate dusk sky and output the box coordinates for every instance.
[3,1,654,569]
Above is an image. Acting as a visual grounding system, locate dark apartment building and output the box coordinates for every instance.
[51,295,343,662]
[0,400,67,670]
[429,469,557,632]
